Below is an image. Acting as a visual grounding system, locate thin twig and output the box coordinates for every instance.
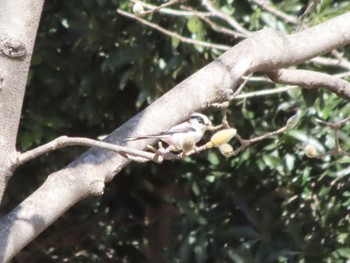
[311,56,350,70]
[231,126,287,156]
[131,0,212,17]
[16,136,163,166]
[131,0,245,38]
[306,116,350,159]
[202,0,252,36]
[297,0,320,30]
[234,86,298,99]
[136,0,182,16]
[117,9,231,51]
[250,0,299,25]
[200,15,245,38]
[232,73,252,98]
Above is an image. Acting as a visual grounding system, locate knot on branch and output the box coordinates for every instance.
[0,32,27,59]
[88,180,105,196]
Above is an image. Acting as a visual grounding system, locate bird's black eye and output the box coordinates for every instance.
[197,118,204,124]
[191,115,204,124]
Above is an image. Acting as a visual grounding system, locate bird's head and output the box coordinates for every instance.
[188,112,213,132]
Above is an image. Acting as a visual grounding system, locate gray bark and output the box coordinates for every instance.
[0,0,45,202]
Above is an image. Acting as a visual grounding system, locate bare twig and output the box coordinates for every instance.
[131,0,245,38]
[231,126,287,156]
[202,0,252,36]
[234,86,298,99]
[199,15,245,38]
[297,0,320,30]
[250,0,299,24]
[135,0,182,16]
[232,73,252,98]
[131,0,212,17]
[310,56,350,70]
[16,136,163,166]
[117,9,231,51]
[306,116,350,159]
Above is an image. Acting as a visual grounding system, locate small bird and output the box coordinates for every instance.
[127,112,212,152]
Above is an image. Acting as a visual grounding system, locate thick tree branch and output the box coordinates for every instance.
[0,0,45,203]
[268,68,350,100]
[1,11,350,263]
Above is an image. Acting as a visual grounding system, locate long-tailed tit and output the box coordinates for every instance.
[128,112,212,152]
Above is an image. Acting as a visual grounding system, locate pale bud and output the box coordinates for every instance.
[218,143,233,157]
[304,144,318,158]
[133,3,144,16]
[210,128,237,147]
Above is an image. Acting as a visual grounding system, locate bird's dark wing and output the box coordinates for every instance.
[125,122,196,141]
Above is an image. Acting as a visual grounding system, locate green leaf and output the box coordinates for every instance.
[187,17,203,34]
[172,36,181,49]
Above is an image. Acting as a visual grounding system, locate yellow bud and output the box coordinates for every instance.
[218,143,233,157]
[210,128,237,147]
[133,3,144,16]
[304,144,318,158]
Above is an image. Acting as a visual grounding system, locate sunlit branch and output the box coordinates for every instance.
[268,69,350,100]
[234,86,298,99]
[310,56,350,70]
